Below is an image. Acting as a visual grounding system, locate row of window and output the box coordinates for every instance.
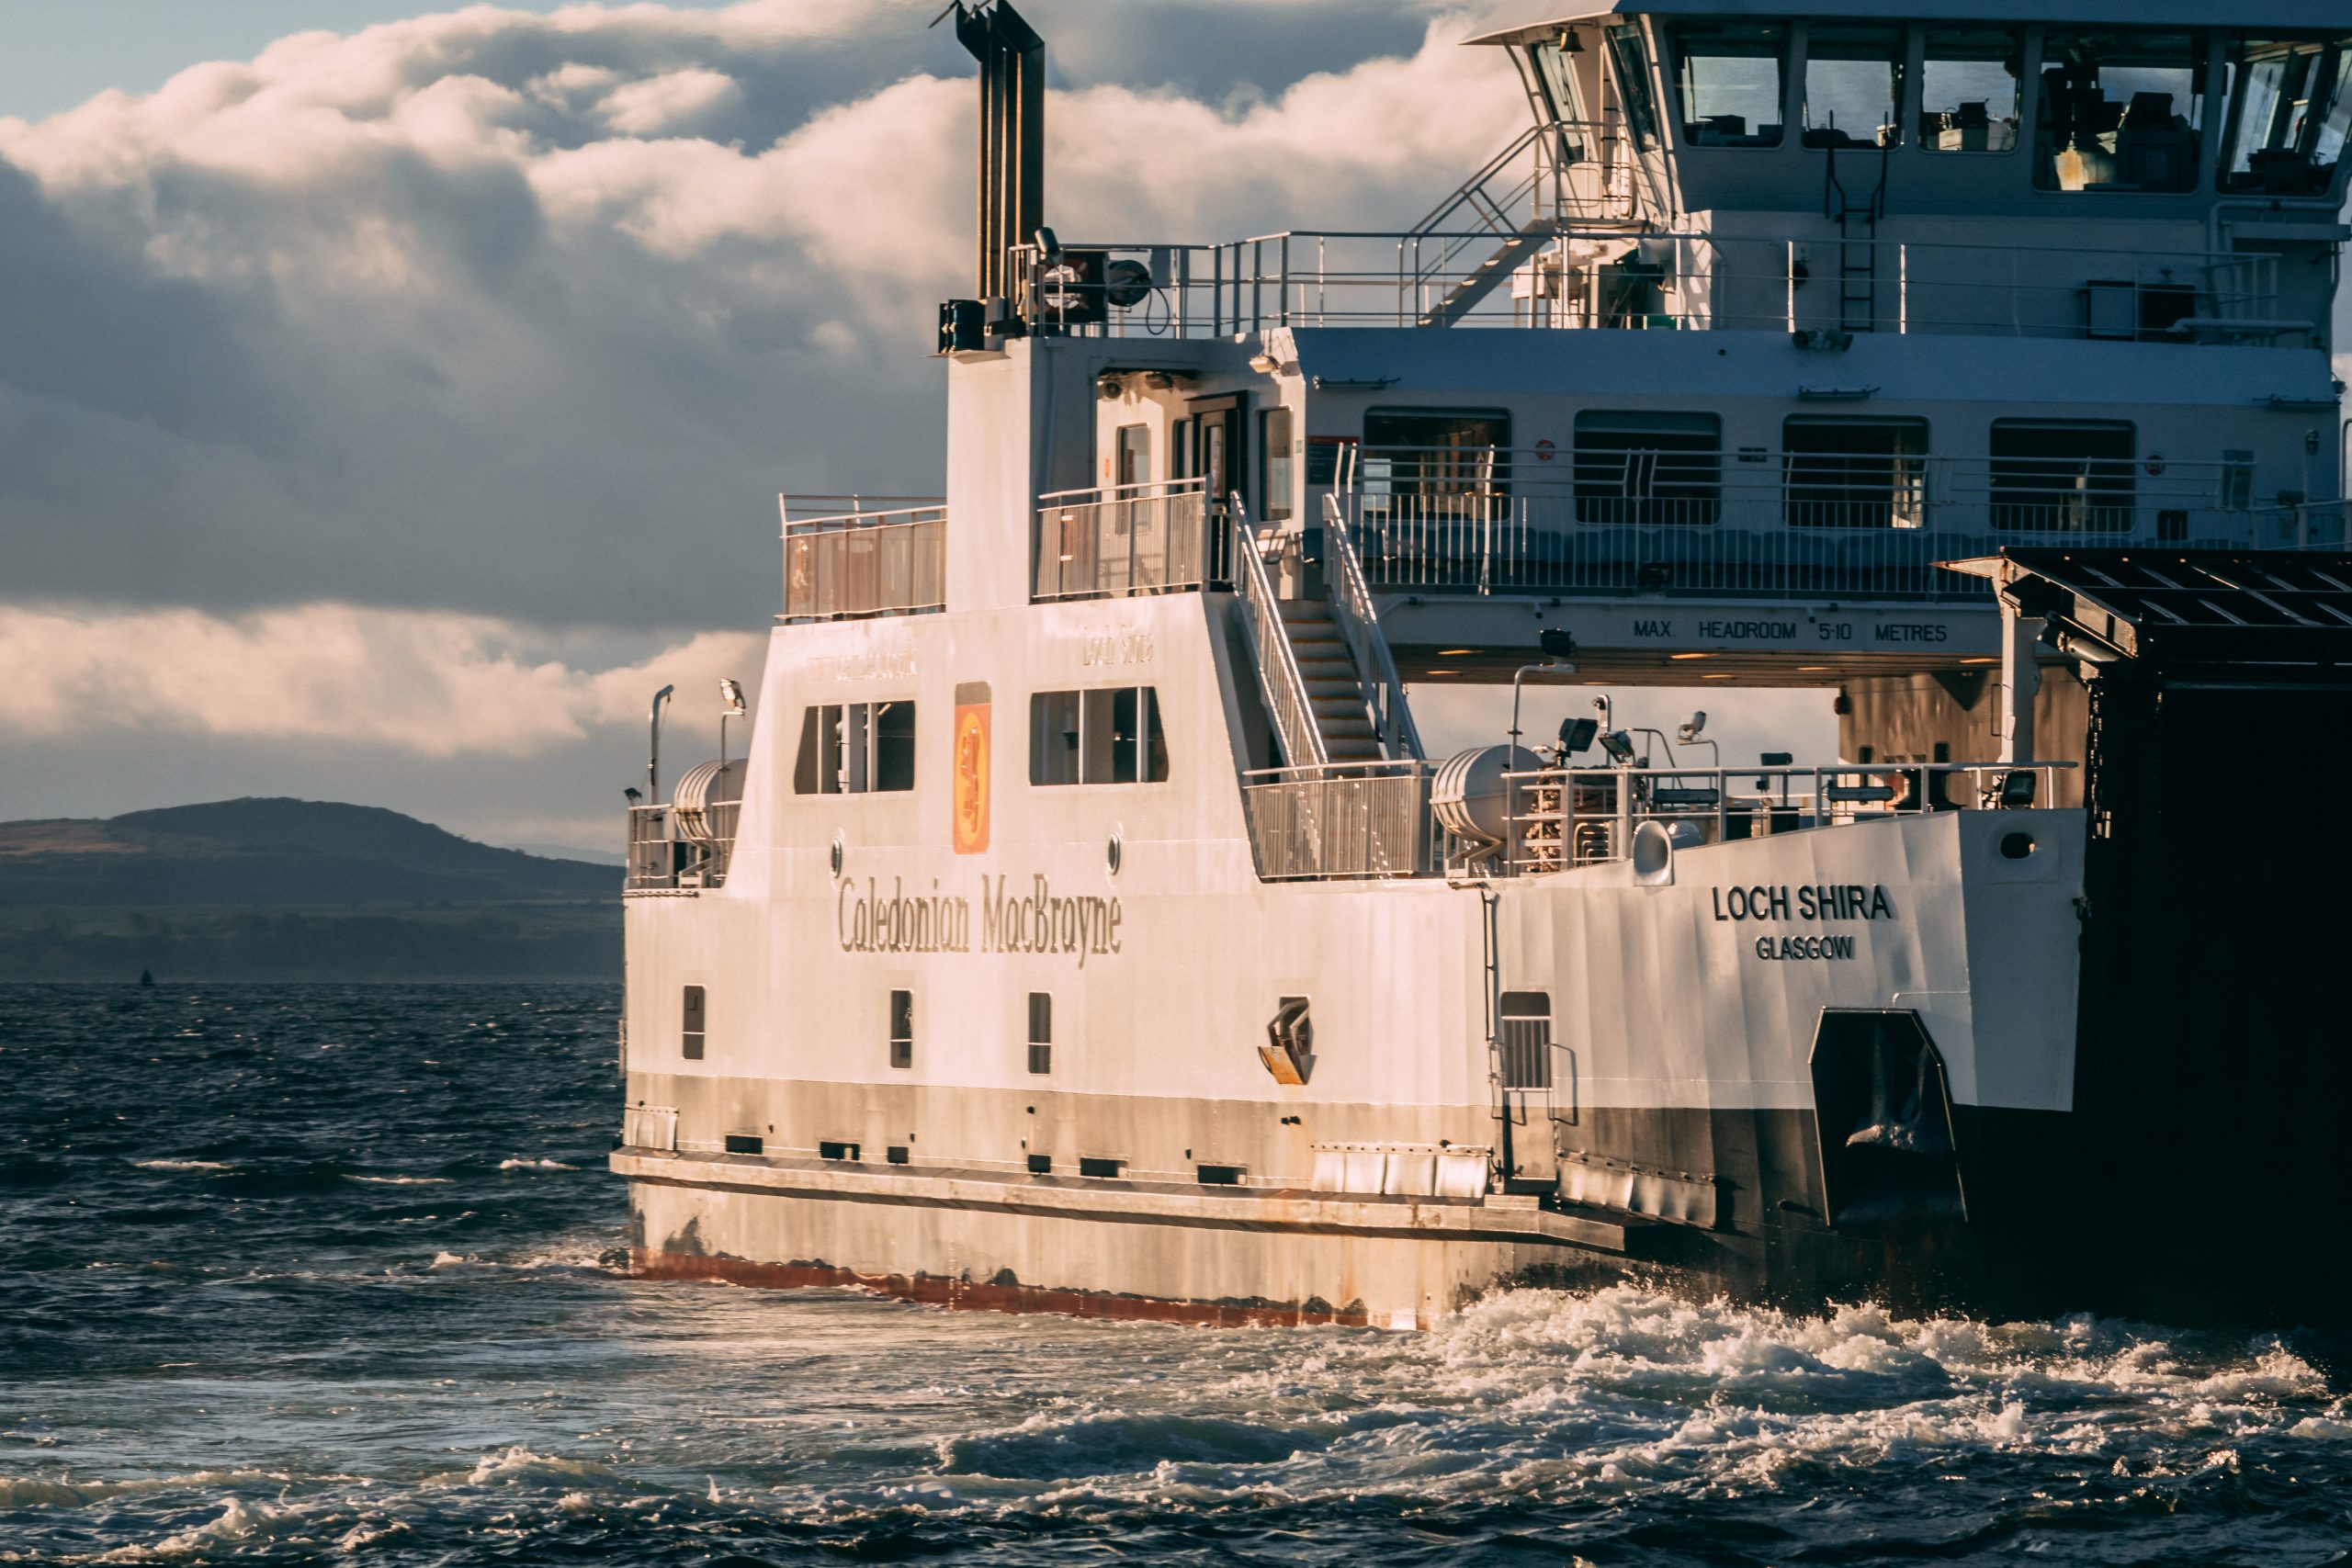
[680,985,1059,1073]
[1358,409,2224,532]
[692,982,1559,1090]
[792,686,1169,795]
[1605,22,2352,196]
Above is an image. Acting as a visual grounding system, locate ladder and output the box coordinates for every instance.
[1823,134,1891,333]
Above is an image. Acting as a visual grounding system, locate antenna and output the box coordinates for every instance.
[648,684,674,802]
[952,0,1045,309]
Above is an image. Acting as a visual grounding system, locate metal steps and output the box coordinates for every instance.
[1273,600,1384,761]
[1416,220,1560,328]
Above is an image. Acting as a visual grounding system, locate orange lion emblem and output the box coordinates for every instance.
[952,698,989,854]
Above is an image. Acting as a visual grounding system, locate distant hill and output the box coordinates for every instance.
[0,797,616,908]
[0,798,619,980]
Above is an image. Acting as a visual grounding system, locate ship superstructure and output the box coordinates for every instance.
[613,0,2352,1326]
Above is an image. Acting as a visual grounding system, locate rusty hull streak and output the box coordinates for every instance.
[630,1248,1379,1328]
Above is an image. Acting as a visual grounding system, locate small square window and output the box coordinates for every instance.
[1027,992,1052,1075]
[889,988,913,1070]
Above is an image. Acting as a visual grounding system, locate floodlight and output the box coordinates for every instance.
[719,678,747,713]
[1556,716,1599,753]
[1599,729,1637,763]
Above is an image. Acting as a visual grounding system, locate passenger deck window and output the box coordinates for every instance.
[1671,20,1788,147]
[2222,40,2352,195]
[1987,421,2135,533]
[1921,27,2024,152]
[1783,418,1928,529]
[1361,409,1511,515]
[793,701,915,795]
[1573,412,1721,525]
[1803,25,1905,148]
[2035,30,2207,193]
[1029,686,1169,785]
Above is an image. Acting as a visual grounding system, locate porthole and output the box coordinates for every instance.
[1107,824,1125,877]
[829,829,846,879]
[1998,830,2036,861]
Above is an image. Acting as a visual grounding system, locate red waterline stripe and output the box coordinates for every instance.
[630,1248,1376,1328]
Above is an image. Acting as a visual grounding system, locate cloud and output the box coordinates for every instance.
[0,0,1517,632]
[0,601,763,757]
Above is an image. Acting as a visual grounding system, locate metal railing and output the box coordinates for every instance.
[1241,761,1443,881]
[1319,493,1422,759]
[1334,445,2291,599]
[626,805,729,892]
[1001,232,2289,342]
[781,496,945,622]
[1230,499,1328,769]
[1492,761,2074,874]
[1033,479,1223,600]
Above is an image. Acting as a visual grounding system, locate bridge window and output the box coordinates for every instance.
[1784,418,1928,529]
[1498,992,1553,1089]
[1920,27,2022,152]
[1671,20,1788,148]
[1987,421,2136,533]
[2222,39,2352,195]
[1604,23,1661,152]
[1029,686,1169,785]
[2034,30,2206,193]
[1804,24,1905,149]
[1573,411,1721,525]
[793,701,916,794]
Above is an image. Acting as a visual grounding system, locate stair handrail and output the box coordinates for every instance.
[1230,498,1329,769]
[1321,492,1424,761]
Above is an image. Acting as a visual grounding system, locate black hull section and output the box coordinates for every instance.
[1544,1102,2347,1330]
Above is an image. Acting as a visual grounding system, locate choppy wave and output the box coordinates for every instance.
[4,983,2348,1567]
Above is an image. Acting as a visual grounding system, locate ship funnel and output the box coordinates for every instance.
[948,0,1044,310]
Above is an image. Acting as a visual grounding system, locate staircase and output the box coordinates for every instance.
[1273,600,1385,761]
[1416,221,1561,328]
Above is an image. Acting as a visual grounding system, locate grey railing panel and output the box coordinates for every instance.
[1231,499,1327,769]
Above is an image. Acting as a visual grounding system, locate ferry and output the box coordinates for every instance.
[613,0,2352,1328]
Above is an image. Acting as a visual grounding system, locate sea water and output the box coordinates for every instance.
[4,984,2348,1565]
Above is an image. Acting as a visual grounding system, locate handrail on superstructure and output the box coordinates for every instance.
[1229,496,1328,770]
[1320,492,1423,761]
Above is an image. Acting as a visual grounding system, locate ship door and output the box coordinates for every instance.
[1192,395,1246,516]
[1498,991,1561,1187]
